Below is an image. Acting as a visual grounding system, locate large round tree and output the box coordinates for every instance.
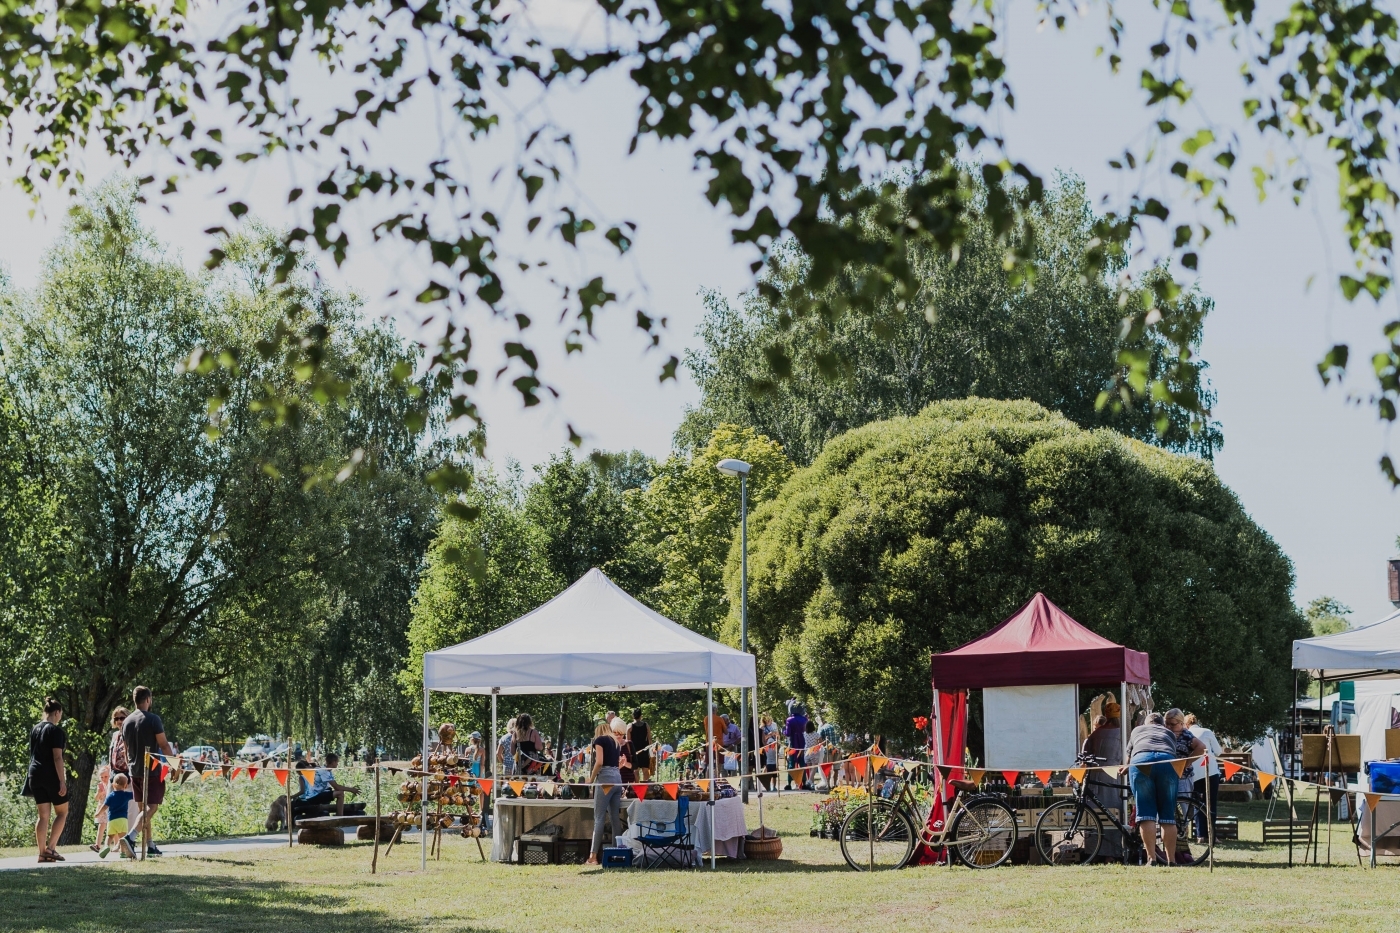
[738,398,1304,742]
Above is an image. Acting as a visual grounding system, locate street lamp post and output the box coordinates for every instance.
[717,458,751,803]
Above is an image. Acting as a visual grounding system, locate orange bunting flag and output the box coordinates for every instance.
[1257,772,1276,793]
[1221,760,1241,780]
[968,769,985,785]
[476,779,493,795]
[299,769,316,786]
[1001,770,1019,788]
[1067,768,1086,785]
[696,779,711,793]
[201,768,220,781]
[273,768,289,787]
[871,755,889,772]
[662,782,680,800]
[231,767,243,781]
[159,763,171,782]
[1365,793,1382,811]
[631,783,648,798]
[247,766,259,781]
[1170,759,1189,778]
[1033,770,1052,786]
[509,781,524,796]
[852,756,869,779]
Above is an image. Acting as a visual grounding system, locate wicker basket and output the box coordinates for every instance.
[747,828,782,860]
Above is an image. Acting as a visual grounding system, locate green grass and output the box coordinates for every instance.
[1,793,1396,933]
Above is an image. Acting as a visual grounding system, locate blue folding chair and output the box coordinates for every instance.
[636,795,695,869]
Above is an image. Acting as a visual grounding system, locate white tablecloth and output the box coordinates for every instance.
[490,798,616,862]
[621,797,747,865]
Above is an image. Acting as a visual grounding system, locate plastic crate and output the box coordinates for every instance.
[557,839,590,864]
[1367,760,1400,794]
[601,846,633,868]
[519,840,554,865]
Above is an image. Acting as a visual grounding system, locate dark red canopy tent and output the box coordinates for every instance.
[930,592,1150,690]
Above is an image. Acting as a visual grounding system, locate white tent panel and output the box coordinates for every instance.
[424,568,755,694]
[1292,608,1400,677]
[984,684,1079,771]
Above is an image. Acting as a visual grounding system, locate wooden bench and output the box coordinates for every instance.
[294,815,397,846]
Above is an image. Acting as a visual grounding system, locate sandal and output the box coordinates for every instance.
[89,843,101,853]
[45,849,64,861]
[37,853,56,863]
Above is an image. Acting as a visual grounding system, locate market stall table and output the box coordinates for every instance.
[621,797,748,865]
[491,798,622,863]
[1356,794,1400,859]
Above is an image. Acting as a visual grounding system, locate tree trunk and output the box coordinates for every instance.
[312,690,325,749]
[60,749,96,845]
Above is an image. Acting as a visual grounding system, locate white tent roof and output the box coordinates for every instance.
[423,568,756,694]
[1292,607,1400,678]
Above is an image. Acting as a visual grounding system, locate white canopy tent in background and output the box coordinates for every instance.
[421,568,757,868]
[1293,608,1400,784]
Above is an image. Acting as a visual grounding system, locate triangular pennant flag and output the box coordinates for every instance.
[221,764,232,780]
[192,760,206,774]
[1001,770,1020,788]
[662,782,679,800]
[299,769,316,786]
[1366,793,1382,811]
[968,769,985,785]
[1171,758,1189,778]
[150,755,162,773]
[201,767,219,781]
[871,755,889,771]
[1034,770,1052,786]
[447,774,459,787]
[476,779,493,794]
[508,780,524,796]
[159,763,171,782]
[852,756,869,779]
[696,779,711,793]
[1221,760,1241,780]
[247,766,259,781]
[230,766,243,781]
[1067,767,1086,785]
[631,783,648,798]
[273,768,289,787]
[821,763,833,778]
[1257,772,1276,793]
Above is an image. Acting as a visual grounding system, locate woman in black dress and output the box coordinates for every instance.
[22,698,68,863]
[628,709,652,783]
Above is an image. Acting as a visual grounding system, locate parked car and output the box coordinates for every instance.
[183,745,221,763]
[237,735,275,760]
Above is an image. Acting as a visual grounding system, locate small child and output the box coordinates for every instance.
[90,764,112,853]
[98,773,136,859]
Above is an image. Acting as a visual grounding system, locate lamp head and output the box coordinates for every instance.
[716,458,751,477]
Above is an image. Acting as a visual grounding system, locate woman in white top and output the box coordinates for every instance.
[1184,713,1223,841]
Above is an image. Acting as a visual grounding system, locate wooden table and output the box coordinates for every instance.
[294,814,396,846]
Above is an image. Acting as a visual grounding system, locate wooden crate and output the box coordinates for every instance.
[1214,816,1238,841]
[1262,819,1312,845]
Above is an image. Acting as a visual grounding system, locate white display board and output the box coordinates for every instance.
[984,684,1079,771]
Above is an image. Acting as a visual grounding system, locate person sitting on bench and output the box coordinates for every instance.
[301,753,360,815]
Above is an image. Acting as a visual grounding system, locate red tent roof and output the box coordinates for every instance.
[929,593,1150,690]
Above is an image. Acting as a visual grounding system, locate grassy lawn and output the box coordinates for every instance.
[1,792,1396,933]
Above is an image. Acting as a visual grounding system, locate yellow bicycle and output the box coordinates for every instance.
[838,771,1019,870]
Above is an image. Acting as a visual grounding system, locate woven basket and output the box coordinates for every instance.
[747,828,782,860]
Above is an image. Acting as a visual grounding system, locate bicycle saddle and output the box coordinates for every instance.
[947,778,980,795]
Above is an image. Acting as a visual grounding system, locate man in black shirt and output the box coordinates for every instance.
[121,685,175,856]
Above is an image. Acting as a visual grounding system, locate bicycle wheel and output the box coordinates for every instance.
[1171,796,1213,866]
[949,797,1018,869]
[839,801,916,871]
[1033,798,1104,865]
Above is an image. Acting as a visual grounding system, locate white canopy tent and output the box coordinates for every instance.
[1292,608,1400,785]
[420,568,757,868]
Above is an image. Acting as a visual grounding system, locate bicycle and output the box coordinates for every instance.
[838,769,1018,870]
[1033,754,1213,866]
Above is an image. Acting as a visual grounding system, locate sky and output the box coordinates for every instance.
[0,0,1397,623]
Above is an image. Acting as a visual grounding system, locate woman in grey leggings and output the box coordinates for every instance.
[586,722,623,864]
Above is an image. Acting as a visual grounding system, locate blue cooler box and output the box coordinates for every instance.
[1366,760,1400,794]
[601,846,633,868]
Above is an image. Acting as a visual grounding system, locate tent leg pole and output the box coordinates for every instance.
[931,686,942,768]
[1121,681,1128,864]
[707,683,715,870]
[422,688,430,871]
[753,681,764,833]
[491,692,498,835]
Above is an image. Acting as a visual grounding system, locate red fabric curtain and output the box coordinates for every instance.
[911,687,967,865]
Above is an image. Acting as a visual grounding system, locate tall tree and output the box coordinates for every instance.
[0,184,442,838]
[741,398,1305,742]
[679,176,1222,466]
[1304,597,1352,638]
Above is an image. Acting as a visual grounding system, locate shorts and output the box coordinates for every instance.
[1130,752,1177,826]
[131,772,166,807]
[28,783,69,806]
[107,817,129,836]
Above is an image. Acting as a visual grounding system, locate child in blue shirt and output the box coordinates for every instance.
[98,773,136,859]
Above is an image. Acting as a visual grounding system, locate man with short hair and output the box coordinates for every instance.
[301,753,361,816]
[122,686,175,856]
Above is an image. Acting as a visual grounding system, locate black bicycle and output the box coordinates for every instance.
[838,771,1019,870]
[1033,754,1212,866]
